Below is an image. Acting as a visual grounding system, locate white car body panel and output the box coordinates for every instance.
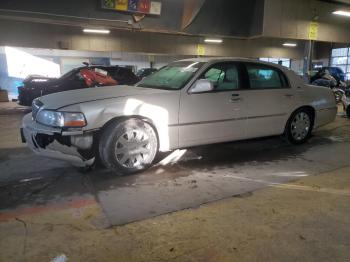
[22,57,337,166]
[38,85,181,151]
[178,90,245,147]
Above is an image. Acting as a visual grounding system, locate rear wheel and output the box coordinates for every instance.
[346,106,350,118]
[334,90,343,104]
[285,109,313,144]
[99,118,158,175]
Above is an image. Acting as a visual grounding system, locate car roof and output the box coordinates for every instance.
[75,65,123,71]
[322,66,344,72]
[178,57,256,63]
[177,57,291,71]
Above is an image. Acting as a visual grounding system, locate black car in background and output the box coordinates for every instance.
[18,65,140,106]
[136,68,158,79]
[310,66,346,83]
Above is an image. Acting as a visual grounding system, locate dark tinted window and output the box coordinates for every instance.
[246,64,288,89]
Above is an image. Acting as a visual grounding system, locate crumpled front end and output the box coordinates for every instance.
[21,113,95,167]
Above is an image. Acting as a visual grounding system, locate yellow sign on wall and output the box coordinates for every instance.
[308,22,319,40]
[115,0,128,11]
[148,55,155,63]
[197,44,205,56]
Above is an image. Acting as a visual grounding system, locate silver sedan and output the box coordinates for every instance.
[21,58,337,174]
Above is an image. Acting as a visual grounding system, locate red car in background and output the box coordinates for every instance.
[18,65,140,106]
[80,68,118,87]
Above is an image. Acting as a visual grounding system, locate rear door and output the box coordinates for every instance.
[242,63,296,138]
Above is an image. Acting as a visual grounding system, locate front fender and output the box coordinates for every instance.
[61,96,179,151]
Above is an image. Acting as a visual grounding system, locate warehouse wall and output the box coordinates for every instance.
[314,42,332,61]
[0,19,305,59]
[263,0,350,43]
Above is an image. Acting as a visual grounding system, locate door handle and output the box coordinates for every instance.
[230,94,242,102]
[230,97,242,102]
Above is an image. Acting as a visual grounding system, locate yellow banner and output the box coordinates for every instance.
[115,0,128,11]
[197,44,205,56]
[148,55,155,63]
[308,22,319,40]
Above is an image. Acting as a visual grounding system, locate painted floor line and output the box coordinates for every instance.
[228,174,350,196]
[0,197,97,222]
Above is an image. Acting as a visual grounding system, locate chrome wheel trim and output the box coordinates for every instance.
[334,91,342,103]
[291,112,311,141]
[114,129,152,169]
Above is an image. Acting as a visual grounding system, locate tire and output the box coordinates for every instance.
[334,91,343,104]
[285,108,314,145]
[99,118,158,175]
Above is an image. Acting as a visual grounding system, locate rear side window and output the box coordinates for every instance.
[246,64,288,89]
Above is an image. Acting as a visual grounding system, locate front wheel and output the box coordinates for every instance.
[99,118,158,175]
[285,109,313,144]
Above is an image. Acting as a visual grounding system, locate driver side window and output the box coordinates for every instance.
[204,68,225,83]
[202,63,240,91]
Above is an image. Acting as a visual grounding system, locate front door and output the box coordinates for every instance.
[178,62,247,147]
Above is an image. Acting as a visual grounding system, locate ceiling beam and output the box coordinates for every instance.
[318,0,350,7]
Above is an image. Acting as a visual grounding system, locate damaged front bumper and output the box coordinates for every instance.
[21,113,95,167]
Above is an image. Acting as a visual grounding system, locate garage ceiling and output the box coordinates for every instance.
[319,0,350,5]
[0,0,264,38]
[333,0,350,3]
[0,0,350,42]
[184,0,264,37]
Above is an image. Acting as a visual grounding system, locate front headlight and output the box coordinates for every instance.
[36,110,87,128]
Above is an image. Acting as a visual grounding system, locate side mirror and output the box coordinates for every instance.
[189,79,214,94]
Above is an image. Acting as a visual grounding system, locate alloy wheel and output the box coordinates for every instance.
[290,112,311,141]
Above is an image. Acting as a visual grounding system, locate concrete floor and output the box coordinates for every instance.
[0,103,350,261]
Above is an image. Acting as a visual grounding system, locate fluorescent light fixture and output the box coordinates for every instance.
[333,10,350,17]
[283,43,297,47]
[83,29,110,34]
[204,38,223,43]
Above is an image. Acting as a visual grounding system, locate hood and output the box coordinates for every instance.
[38,85,170,110]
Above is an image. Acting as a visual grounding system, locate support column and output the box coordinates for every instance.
[303,40,314,82]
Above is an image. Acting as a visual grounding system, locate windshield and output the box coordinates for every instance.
[137,61,204,90]
[59,69,79,80]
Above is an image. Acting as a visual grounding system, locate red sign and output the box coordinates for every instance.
[137,0,150,13]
